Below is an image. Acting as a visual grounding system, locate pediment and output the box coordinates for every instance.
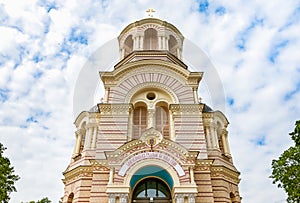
[105,130,198,168]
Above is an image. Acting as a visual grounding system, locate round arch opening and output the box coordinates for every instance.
[132,178,172,203]
[130,166,173,203]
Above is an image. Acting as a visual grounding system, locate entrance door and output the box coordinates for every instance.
[132,178,172,203]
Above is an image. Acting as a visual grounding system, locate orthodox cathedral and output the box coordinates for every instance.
[62,17,241,203]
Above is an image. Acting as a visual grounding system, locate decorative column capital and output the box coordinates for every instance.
[174,194,184,203]
[75,129,84,137]
[188,194,196,203]
[175,193,196,203]
[222,129,228,136]
[86,123,98,128]
[119,194,128,203]
[108,194,116,203]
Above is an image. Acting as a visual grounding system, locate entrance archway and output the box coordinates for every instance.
[132,178,172,203]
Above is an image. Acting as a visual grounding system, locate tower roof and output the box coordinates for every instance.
[119,18,183,39]
[117,18,184,60]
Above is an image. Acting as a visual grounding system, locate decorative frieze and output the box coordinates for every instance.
[63,166,94,185]
[98,103,133,115]
[211,166,241,184]
[118,151,185,177]
[170,104,204,115]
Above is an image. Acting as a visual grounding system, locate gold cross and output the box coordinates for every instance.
[146,8,156,17]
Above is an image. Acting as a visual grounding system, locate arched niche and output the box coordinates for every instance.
[168,35,178,57]
[124,35,133,57]
[128,86,175,107]
[144,28,158,50]
[155,101,170,139]
[132,102,148,139]
[124,159,180,188]
[67,193,74,203]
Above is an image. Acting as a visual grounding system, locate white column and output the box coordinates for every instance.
[120,194,128,203]
[165,36,169,50]
[209,127,215,148]
[108,167,114,184]
[205,127,212,149]
[214,126,220,149]
[175,194,184,203]
[148,109,155,128]
[72,132,79,157]
[140,36,144,50]
[84,126,92,149]
[104,88,109,103]
[108,194,116,203]
[161,36,165,49]
[188,194,195,203]
[74,130,82,156]
[91,126,97,149]
[223,130,231,155]
[122,48,125,58]
[133,36,137,51]
[169,112,175,141]
[193,88,198,104]
[190,167,195,184]
[158,35,162,49]
[128,110,133,141]
[177,48,180,57]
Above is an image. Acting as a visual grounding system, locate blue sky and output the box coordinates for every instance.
[0,0,300,202]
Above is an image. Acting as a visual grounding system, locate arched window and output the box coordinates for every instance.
[230,192,235,203]
[67,193,74,203]
[144,28,158,50]
[155,102,169,139]
[133,103,147,139]
[168,35,178,56]
[124,35,133,57]
[132,178,171,202]
[217,122,225,154]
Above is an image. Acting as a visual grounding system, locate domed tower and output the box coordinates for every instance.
[62,18,241,203]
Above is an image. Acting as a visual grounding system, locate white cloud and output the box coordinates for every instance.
[0,0,299,202]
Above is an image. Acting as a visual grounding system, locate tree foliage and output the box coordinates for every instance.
[0,142,20,203]
[26,197,52,203]
[270,120,300,202]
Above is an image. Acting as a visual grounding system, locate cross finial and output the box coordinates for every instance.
[146,8,156,17]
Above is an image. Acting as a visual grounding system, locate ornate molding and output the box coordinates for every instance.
[97,103,133,115]
[170,104,204,115]
[140,127,163,147]
[211,166,240,184]
[124,82,179,104]
[63,165,94,185]
[118,151,185,177]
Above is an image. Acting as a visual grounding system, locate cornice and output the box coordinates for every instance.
[97,103,133,115]
[62,165,94,184]
[105,137,199,168]
[211,165,241,184]
[169,104,204,115]
[100,59,201,85]
[114,51,187,70]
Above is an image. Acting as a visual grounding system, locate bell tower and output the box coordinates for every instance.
[62,17,241,203]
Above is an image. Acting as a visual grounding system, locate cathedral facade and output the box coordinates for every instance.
[62,18,241,203]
